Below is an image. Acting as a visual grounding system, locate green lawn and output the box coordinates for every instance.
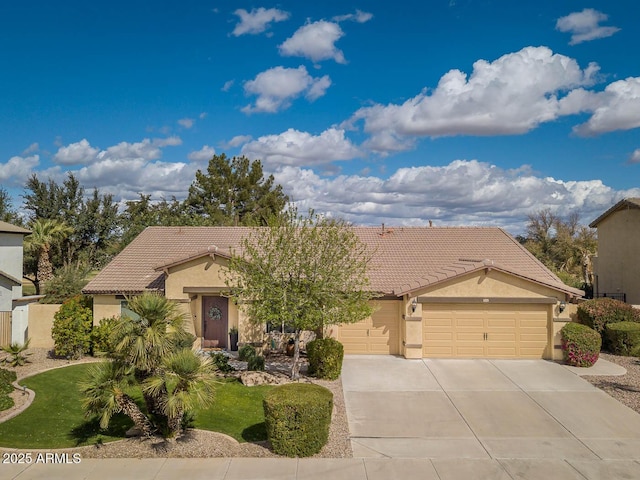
[0,363,273,448]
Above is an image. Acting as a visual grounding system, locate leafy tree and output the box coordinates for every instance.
[23,218,73,292]
[185,154,288,226]
[0,188,22,225]
[22,173,120,270]
[51,296,93,359]
[41,262,91,303]
[521,209,597,288]
[82,292,216,438]
[117,194,201,250]
[227,207,377,379]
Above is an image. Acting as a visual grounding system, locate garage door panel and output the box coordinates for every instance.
[424,303,549,358]
[338,302,400,355]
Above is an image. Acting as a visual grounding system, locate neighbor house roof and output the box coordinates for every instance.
[589,198,640,228]
[0,221,31,235]
[0,269,22,286]
[83,225,582,297]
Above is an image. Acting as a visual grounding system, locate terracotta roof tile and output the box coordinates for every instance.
[83,225,581,297]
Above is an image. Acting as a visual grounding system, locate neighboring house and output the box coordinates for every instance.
[589,198,640,306]
[83,225,583,360]
[0,221,31,346]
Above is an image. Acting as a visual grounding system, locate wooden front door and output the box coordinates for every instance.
[203,296,229,348]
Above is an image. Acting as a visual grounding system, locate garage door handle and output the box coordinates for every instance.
[367,329,370,336]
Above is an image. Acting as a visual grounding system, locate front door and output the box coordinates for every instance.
[203,296,228,348]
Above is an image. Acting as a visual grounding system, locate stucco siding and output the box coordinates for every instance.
[93,295,122,324]
[415,270,566,301]
[594,208,640,305]
[28,303,61,348]
[164,256,229,300]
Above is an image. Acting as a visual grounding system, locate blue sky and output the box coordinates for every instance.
[1,0,639,233]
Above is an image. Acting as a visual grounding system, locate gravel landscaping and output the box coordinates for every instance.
[0,348,352,459]
[582,352,640,415]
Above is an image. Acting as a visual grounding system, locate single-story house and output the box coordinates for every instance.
[589,198,640,306]
[83,225,583,360]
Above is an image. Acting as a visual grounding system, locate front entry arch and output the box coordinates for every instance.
[202,296,229,348]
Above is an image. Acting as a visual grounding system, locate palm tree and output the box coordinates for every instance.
[144,349,218,437]
[24,218,73,291]
[79,362,154,437]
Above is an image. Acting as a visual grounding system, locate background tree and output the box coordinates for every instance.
[227,207,377,379]
[0,188,22,225]
[23,218,73,293]
[521,209,597,289]
[185,154,288,226]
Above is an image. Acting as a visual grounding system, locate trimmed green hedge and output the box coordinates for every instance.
[578,298,640,335]
[247,355,265,371]
[561,322,601,367]
[238,344,256,362]
[263,383,333,457]
[0,367,17,412]
[605,322,640,356]
[307,337,344,380]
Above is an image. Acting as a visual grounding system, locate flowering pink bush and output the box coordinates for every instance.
[561,322,601,367]
[578,298,640,335]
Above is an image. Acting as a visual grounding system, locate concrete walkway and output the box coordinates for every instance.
[4,457,640,479]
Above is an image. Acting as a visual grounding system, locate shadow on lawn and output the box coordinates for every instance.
[242,422,267,442]
[68,414,132,447]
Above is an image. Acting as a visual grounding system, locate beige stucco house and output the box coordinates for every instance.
[590,198,640,306]
[83,225,583,360]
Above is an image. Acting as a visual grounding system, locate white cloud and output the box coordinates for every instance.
[629,149,640,164]
[242,66,331,113]
[225,135,253,148]
[333,10,373,23]
[188,145,216,162]
[222,80,234,92]
[22,143,39,155]
[271,160,640,233]
[178,118,195,129]
[572,77,640,136]
[231,8,290,36]
[0,155,39,186]
[53,139,100,165]
[346,46,600,153]
[279,21,346,64]
[199,112,207,120]
[241,128,361,167]
[556,9,620,45]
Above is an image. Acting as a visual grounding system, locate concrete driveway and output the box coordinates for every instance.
[341,356,640,462]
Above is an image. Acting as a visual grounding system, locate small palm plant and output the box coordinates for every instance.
[1,339,32,367]
[144,349,218,437]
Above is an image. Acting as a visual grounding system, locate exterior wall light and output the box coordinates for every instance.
[559,301,566,313]
[411,298,418,313]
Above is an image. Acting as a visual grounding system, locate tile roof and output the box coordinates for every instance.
[0,221,31,235]
[589,198,640,227]
[83,225,582,297]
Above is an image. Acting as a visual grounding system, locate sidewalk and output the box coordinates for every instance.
[4,457,640,479]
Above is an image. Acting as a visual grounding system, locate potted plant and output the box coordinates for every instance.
[229,326,239,351]
[285,337,295,357]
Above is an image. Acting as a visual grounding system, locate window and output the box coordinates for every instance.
[120,300,141,321]
[266,321,295,334]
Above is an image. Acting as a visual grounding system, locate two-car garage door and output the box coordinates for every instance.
[422,303,549,358]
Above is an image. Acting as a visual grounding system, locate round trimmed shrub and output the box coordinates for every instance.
[577,298,640,335]
[238,344,256,361]
[605,322,640,356]
[247,355,265,371]
[307,337,344,380]
[0,394,13,412]
[263,383,333,457]
[561,322,601,367]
